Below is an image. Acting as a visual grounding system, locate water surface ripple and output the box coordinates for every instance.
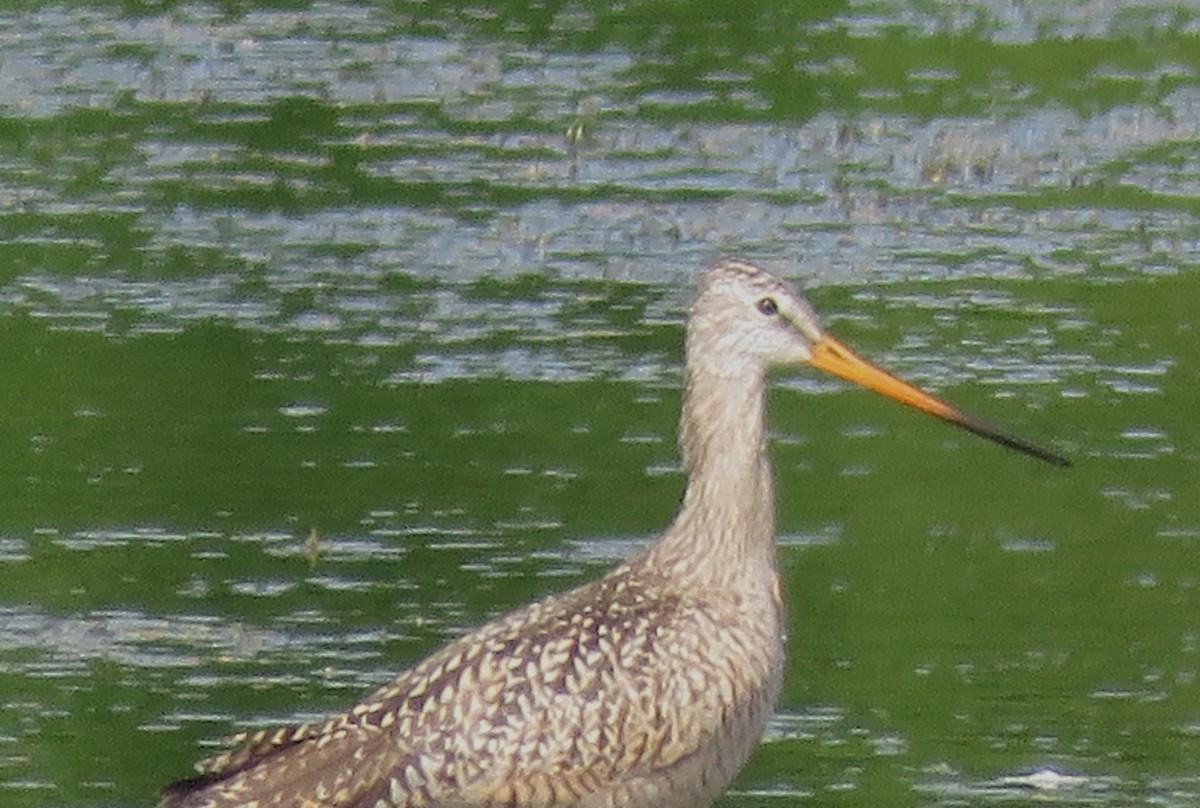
[0,2,1197,807]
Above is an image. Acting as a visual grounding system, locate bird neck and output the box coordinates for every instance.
[642,364,778,590]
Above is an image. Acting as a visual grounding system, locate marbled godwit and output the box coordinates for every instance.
[159,259,1068,808]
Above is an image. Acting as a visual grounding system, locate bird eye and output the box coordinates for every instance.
[756,297,779,316]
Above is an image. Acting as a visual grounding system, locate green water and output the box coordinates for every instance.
[1,1,1198,806]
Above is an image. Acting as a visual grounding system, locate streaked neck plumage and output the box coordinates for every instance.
[642,351,777,590]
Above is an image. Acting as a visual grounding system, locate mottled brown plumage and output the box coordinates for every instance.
[159,259,1067,808]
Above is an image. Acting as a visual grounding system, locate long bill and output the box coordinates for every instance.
[808,335,1071,468]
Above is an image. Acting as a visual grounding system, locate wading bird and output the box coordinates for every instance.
[159,259,1068,808]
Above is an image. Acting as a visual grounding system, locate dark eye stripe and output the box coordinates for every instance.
[756,297,778,316]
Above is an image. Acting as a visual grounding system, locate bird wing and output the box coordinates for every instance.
[158,572,750,808]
